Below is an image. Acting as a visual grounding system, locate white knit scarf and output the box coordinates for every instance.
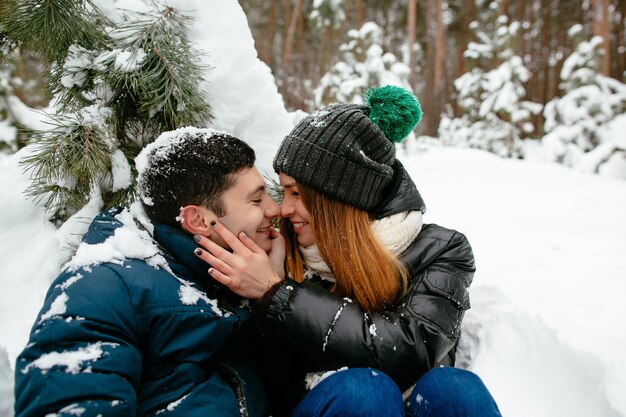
[299,210,423,282]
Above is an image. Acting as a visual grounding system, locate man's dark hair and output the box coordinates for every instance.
[138,130,255,226]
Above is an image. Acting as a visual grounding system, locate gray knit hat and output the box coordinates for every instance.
[273,86,422,210]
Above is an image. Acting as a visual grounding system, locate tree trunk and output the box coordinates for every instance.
[452,0,477,117]
[422,0,436,135]
[283,0,303,69]
[500,0,512,20]
[355,0,364,28]
[434,0,447,129]
[518,0,529,60]
[262,0,277,66]
[592,0,611,75]
[407,0,417,89]
[611,0,626,78]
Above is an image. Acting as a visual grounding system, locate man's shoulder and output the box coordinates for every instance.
[49,258,181,315]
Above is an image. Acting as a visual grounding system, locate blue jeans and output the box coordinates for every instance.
[291,367,501,417]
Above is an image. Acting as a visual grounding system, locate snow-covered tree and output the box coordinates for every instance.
[314,22,411,106]
[0,55,17,153]
[542,25,626,179]
[309,0,345,30]
[0,42,48,154]
[0,20,19,153]
[440,2,541,158]
[2,0,213,222]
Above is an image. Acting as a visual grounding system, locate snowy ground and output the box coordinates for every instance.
[1,144,625,417]
[399,144,626,417]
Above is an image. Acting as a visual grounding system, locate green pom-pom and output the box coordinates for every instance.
[364,85,422,143]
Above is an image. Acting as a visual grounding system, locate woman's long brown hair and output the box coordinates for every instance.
[283,183,408,312]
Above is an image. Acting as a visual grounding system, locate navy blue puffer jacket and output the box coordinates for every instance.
[15,207,269,417]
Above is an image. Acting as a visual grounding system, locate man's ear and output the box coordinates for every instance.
[179,205,215,236]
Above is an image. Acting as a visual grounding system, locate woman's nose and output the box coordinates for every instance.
[280,197,294,217]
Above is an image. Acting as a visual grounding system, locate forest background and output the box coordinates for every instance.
[241,0,625,135]
[2,0,625,189]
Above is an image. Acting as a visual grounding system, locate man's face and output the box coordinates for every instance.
[214,167,280,252]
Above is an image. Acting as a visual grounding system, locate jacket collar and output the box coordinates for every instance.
[83,207,222,296]
[370,160,426,220]
[152,223,221,295]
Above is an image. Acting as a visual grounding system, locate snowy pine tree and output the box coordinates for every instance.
[1,0,213,222]
[0,19,19,153]
[309,0,346,30]
[439,2,541,158]
[314,22,411,106]
[0,44,49,153]
[0,53,16,153]
[542,25,626,179]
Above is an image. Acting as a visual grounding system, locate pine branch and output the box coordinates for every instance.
[14,1,214,222]
[20,113,114,214]
[1,0,107,63]
[104,3,213,142]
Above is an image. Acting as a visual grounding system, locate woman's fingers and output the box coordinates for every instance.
[238,229,265,254]
[194,247,241,289]
[195,247,233,275]
[194,233,236,263]
[208,267,234,288]
[192,223,284,299]
[210,220,248,254]
[267,228,286,278]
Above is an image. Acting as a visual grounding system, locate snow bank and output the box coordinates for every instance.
[0,151,70,362]
[399,146,626,416]
[183,0,293,174]
[0,346,12,416]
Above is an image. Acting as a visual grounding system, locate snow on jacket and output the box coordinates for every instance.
[253,162,475,416]
[15,206,269,417]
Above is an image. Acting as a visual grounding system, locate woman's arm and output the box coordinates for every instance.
[256,227,474,391]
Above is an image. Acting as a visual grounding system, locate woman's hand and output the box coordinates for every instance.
[267,226,286,279]
[193,221,284,299]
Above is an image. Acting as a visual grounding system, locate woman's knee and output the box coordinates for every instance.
[418,367,484,392]
[293,368,404,417]
[407,367,501,417]
[322,368,402,404]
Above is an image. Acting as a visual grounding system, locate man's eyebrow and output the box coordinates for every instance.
[246,185,266,199]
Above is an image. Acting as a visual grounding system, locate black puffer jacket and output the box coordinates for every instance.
[253,162,475,417]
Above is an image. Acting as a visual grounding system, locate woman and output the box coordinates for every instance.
[195,86,501,417]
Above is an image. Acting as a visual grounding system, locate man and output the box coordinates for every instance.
[14,127,280,417]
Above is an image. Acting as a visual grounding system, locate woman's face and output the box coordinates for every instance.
[279,173,316,247]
